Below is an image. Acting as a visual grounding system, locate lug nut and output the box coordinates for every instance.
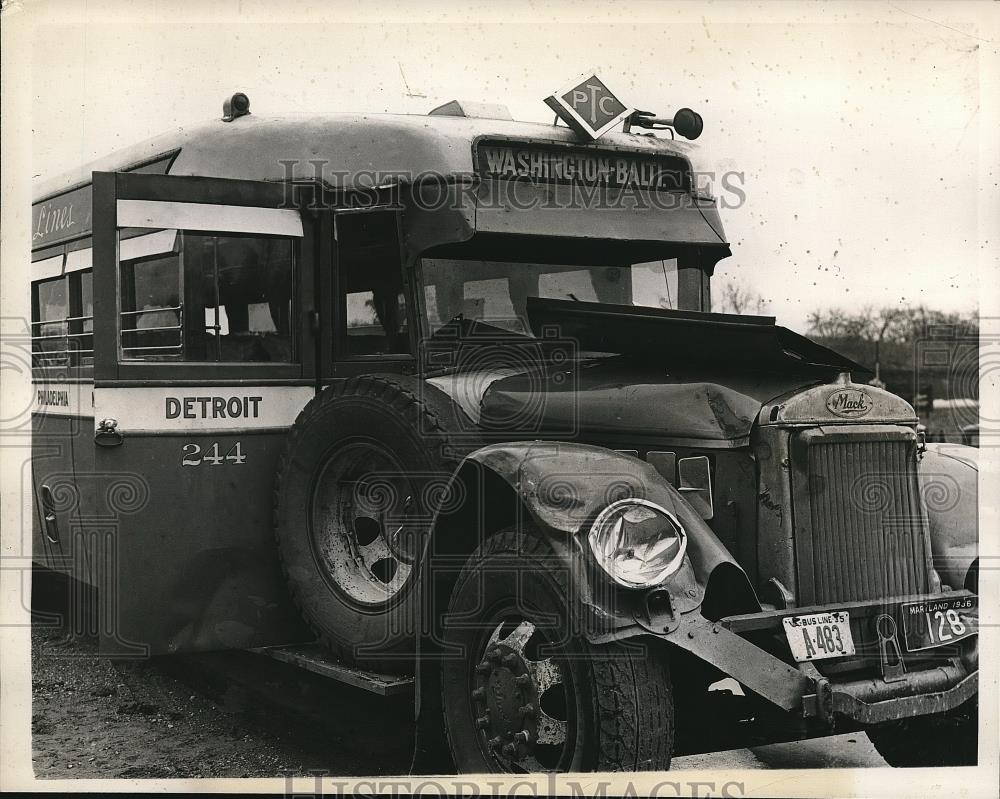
[476,715,490,729]
[472,688,486,701]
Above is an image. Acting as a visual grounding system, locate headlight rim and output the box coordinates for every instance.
[587,497,688,589]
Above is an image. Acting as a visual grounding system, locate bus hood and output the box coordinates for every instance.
[424,301,910,446]
[474,360,819,446]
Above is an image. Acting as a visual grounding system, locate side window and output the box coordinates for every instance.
[338,212,409,357]
[118,228,296,363]
[32,275,68,366]
[30,266,94,368]
[185,233,296,363]
[119,232,182,360]
[79,271,94,337]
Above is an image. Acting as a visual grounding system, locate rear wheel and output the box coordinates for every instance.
[868,699,977,767]
[440,527,674,773]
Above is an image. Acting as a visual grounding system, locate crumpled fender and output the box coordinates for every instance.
[920,443,979,591]
[444,440,756,638]
[412,441,764,771]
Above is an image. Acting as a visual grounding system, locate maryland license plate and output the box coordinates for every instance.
[901,596,978,652]
[782,611,856,662]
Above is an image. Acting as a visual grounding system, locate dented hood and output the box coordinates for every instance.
[476,359,828,445]
[425,301,865,446]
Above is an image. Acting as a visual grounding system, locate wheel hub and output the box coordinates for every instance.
[470,621,568,770]
[312,441,419,607]
[476,646,537,745]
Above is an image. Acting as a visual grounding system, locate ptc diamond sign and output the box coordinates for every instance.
[544,74,633,140]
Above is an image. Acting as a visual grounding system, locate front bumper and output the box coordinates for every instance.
[682,589,978,726]
[825,665,977,724]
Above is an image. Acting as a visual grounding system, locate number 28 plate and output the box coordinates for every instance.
[901,596,978,652]
[782,611,856,662]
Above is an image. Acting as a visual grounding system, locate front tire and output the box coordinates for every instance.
[440,527,674,773]
[868,699,977,767]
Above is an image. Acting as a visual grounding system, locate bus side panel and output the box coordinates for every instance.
[93,430,310,656]
[31,415,73,574]
[31,389,96,585]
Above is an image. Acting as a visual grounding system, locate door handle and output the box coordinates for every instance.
[39,485,61,544]
[95,418,124,447]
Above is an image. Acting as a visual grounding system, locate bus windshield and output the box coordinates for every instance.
[419,258,679,336]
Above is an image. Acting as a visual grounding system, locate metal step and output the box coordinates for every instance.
[249,644,415,697]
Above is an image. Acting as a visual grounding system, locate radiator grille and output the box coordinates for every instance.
[798,434,929,604]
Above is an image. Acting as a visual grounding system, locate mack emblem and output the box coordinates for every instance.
[825,388,873,417]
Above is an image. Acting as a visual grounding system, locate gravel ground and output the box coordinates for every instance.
[30,624,413,779]
[31,622,888,780]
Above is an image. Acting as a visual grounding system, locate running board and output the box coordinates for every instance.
[250,644,415,697]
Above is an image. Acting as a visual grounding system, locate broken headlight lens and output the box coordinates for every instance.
[587,498,687,589]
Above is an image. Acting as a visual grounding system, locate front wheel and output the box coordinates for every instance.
[440,527,674,773]
[867,699,977,767]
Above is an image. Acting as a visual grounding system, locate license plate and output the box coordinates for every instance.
[901,596,978,652]
[782,611,856,662]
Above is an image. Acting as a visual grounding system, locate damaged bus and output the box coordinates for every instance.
[30,87,979,773]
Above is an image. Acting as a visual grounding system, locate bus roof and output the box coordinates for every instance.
[33,111,704,202]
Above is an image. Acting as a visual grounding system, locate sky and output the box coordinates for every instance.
[20,0,994,331]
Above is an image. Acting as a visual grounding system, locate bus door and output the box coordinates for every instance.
[89,171,316,655]
[324,205,413,378]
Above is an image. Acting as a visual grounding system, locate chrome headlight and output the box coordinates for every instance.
[587,499,687,589]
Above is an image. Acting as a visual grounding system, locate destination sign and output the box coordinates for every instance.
[476,143,689,192]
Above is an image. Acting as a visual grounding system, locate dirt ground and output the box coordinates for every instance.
[27,570,891,780]
[30,621,888,780]
[30,623,414,779]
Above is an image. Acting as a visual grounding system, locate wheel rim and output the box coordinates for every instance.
[470,617,576,772]
[311,440,424,607]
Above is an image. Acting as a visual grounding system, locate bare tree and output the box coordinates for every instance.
[807,306,976,345]
[716,280,770,315]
